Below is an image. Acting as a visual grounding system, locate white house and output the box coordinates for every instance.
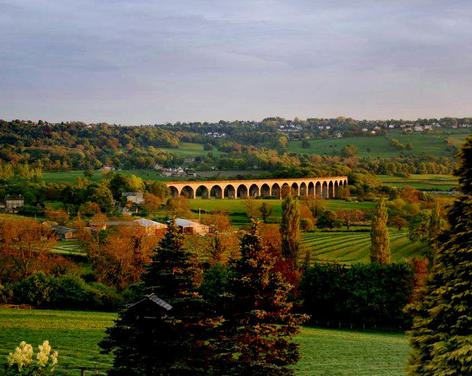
[122,192,145,205]
[175,218,209,236]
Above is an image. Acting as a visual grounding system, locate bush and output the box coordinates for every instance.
[0,282,13,304]
[12,273,123,310]
[300,217,315,231]
[301,263,414,328]
[12,273,55,306]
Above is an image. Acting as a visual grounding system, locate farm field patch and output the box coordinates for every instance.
[301,229,425,264]
[288,130,470,158]
[377,174,458,191]
[188,199,376,226]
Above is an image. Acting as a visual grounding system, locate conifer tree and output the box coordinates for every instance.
[216,221,308,375]
[280,194,300,268]
[408,137,472,375]
[100,219,220,376]
[370,197,391,264]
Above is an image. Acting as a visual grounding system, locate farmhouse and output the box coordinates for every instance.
[122,192,145,205]
[133,218,167,234]
[3,195,25,213]
[53,225,77,240]
[175,218,209,235]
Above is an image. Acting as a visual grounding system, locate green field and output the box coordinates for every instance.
[288,130,470,158]
[302,229,425,264]
[378,174,458,191]
[51,240,86,257]
[188,199,376,226]
[159,142,223,157]
[0,309,409,376]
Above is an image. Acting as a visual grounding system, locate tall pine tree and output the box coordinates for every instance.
[100,219,220,376]
[408,136,472,375]
[280,194,300,269]
[215,220,308,375]
[370,197,391,264]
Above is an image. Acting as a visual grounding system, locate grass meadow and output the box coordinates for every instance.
[288,129,470,158]
[188,198,376,226]
[377,174,458,191]
[0,309,409,376]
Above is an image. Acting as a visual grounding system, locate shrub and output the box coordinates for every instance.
[12,273,55,307]
[12,273,122,310]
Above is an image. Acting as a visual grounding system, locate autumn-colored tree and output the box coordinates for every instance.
[78,201,102,217]
[143,192,162,215]
[100,219,220,375]
[336,209,365,231]
[89,183,114,212]
[90,225,161,290]
[260,223,300,290]
[391,215,408,230]
[299,202,316,231]
[370,197,391,264]
[280,194,300,269]
[244,197,259,219]
[304,197,327,219]
[214,221,308,375]
[147,181,169,200]
[408,257,429,302]
[202,212,239,265]
[44,207,69,225]
[166,196,192,217]
[0,219,56,281]
[400,186,421,203]
[126,175,145,192]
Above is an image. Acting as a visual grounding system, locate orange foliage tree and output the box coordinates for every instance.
[202,211,240,265]
[0,219,56,281]
[89,225,163,290]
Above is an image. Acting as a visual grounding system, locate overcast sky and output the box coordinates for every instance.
[1,0,471,124]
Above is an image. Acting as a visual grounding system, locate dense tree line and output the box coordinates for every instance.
[0,119,463,175]
[301,263,414,328]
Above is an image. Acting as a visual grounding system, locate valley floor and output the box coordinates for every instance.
[0,308,408,375]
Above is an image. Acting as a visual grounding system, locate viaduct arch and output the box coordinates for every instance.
[166,176,348,199]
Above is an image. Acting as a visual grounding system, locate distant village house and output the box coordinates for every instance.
[1,195,25,213]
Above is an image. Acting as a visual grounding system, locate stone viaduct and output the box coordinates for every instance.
[166,176,348,199]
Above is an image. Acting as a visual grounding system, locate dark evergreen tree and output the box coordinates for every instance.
[370,197,391,264]
[100,219,220,376]
[280,194,300,268]
[408,136,472,375]
[215,221,308,375]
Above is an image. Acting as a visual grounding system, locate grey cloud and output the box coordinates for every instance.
[0,0,471,123]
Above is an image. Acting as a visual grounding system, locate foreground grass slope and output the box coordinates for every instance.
[0,309,408,376]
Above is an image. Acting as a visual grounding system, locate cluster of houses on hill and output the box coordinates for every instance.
[153,164,197,178]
